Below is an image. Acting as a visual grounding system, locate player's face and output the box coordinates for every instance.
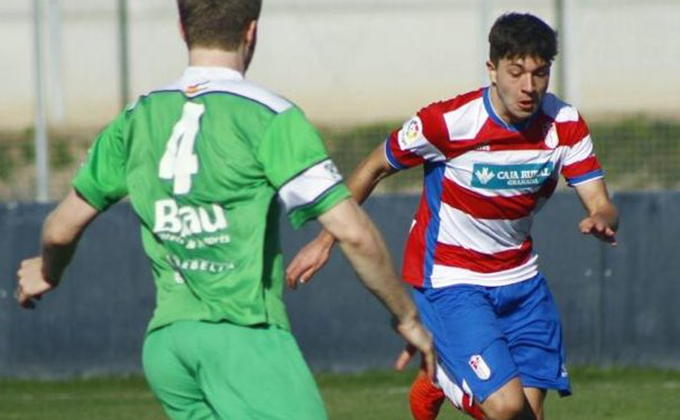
[487,55,551,125]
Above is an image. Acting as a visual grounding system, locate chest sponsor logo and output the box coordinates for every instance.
[471,162,555,189]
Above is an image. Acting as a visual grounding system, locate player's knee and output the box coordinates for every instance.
[481,391,533,420]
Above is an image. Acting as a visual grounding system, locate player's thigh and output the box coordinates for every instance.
[413,286,519,403]
[479,377,536,420]
[196,322,328,420]
[143,326,217,420]
[497,275,571,396]
[523,387,546,420]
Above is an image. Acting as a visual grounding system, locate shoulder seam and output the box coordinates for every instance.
[131,89,293,115]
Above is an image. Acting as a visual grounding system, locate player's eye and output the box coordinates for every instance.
[534,67,550,78]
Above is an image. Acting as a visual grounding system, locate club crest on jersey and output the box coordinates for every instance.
[543,122,559,149]
[398,116,423,149]
[472,162,555,189]
[469,355,491,380]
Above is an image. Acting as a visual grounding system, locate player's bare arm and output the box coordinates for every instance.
[16,189,100,308]
[574,179,619,245]
[344,142,398,203]
[285,143,397,288]
[317,198,435,377]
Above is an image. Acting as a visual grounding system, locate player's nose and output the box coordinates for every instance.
[521,74,535,93]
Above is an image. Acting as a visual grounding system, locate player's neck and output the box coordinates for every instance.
[188,47,246,75]
[488,85,529,126]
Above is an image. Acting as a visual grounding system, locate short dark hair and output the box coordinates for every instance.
[488,13,558,65]
[177,0,262,51]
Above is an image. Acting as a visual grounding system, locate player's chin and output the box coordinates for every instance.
[510,107,535,121]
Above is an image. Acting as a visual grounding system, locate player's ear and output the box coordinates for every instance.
[244,20,258,46]
[178,20,187,44]
[242,20,258,71]
[486,60,497,85]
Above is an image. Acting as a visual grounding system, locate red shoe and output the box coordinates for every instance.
[409,371,445,420]
[411,369,486,420]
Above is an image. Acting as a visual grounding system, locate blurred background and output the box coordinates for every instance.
[1,0,679,380]
[1,0,679,201]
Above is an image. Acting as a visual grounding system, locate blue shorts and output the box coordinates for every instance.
[413,273,571,402]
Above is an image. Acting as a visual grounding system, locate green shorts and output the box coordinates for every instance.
[142,321,327,420]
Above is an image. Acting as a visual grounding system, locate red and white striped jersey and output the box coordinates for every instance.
[385,87,603,288]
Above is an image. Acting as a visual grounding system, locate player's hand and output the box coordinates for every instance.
[16,257,54,309]
[285,234,335,289]
[578,214,617,246]
[393,317,435,380]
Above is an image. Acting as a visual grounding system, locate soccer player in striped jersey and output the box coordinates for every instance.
[15,1,434,419]
[287,12,618,420]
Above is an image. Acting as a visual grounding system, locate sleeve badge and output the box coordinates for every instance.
[398,116,423,150]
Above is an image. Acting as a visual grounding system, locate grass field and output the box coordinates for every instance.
[1,368,679,420]
[1,116,679,201]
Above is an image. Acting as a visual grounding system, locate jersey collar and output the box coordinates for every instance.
[181,66,245,85]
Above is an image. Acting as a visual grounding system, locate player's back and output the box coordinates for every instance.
[126,71,289,236]
[120,67,297,331]
[74,66,347,331]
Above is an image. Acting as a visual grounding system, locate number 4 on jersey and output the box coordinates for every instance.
[159,102,205,194]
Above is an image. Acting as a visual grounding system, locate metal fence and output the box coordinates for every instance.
[4,0,680,200]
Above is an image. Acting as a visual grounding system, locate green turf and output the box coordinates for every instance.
[1,368,678,420]
[318,117,680,192]
[2,116,680,201]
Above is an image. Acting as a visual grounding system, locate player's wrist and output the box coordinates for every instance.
[393,310,420,330]
[319,230,337,248]
[41,262,63,288]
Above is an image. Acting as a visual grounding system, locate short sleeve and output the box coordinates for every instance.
[384,104,448,170]
[72,111,129,210]
[258,107,350,228]
[559,115,604,186]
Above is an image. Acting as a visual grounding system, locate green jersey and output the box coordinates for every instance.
[73,67,350,332]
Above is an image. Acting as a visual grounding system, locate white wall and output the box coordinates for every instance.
[3,0,680,129]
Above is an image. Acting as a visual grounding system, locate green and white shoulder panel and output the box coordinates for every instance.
[155,73,293,115]
[281,158,349,228]
[279,158,343,210]
[201,79,293,114]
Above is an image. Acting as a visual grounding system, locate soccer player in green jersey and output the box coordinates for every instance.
[15,1,434,419]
